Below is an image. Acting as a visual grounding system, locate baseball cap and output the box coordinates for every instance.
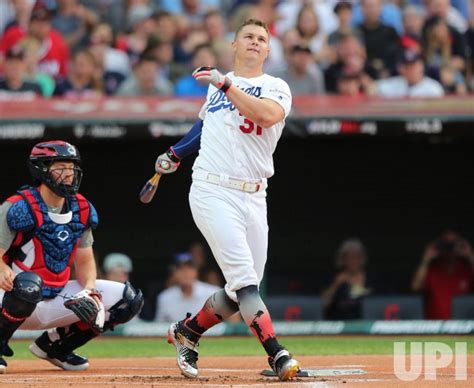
[30,1,53,21]
[173,251,195,267]
[399,50,422,64]
[5,46,25,60]
[102,253,133,273]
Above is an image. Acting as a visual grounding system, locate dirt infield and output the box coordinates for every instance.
[1,355,472,387]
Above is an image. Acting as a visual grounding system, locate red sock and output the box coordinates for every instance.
[186,304,222,336]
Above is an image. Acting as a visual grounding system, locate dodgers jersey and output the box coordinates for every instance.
[193,72,292,180]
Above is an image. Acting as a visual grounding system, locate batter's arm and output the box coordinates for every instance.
[74,246,97,290]
[225,86,285,128]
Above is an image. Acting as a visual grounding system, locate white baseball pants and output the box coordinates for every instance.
[189,179,268,302]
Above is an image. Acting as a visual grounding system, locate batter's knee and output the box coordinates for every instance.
[3,272,43,318]
[235,284,259,301]
[106,282,144,326]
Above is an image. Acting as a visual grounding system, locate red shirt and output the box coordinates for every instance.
[0,26,69,78]
[424,258,474,319]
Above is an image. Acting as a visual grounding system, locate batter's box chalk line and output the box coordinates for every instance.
[261,368,367,377]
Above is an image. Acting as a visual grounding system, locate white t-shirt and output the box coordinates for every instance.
[193,72,292,180]
[155,281,220,322]
[376,76,445,98]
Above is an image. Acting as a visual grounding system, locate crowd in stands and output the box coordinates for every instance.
[0,0,473,100]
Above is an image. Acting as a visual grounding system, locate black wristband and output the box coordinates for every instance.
[166,148,181,163]
[220,77,232,94]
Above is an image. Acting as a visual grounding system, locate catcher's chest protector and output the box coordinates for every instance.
[4,186,93,298]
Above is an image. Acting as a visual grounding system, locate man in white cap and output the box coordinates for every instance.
[102,253,133,283]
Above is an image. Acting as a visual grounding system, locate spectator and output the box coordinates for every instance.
[438,63,467,94]
[175,43,217,96]
[203,9,228,48]
[373,49,444,97]
[0,45,42,99]
[328,1,362,47]
[151,10,189,64]
[295,4,331,65]
[412,230,474,319]
[0,1,69,79]
[356,0,399,78]
[51,0,99,52]
[116,54,173,96]
[336,68,364,96]
[425,0,468,34]
[324,34,376,94]
[53,48,103,97]
[146,36,186,83]
[400,5,426,52]
[422,15,467,76]
[88,22,131,94]
[2,0,34,35]
[188,241,223,287]
[321,238,372,320]
[116,4,155,67]
[352,0,404,34]
[273,44,325,95]
[102,252,133,283]
[275,0,339,38]
[18,36,55,96]
[155,253,220,322]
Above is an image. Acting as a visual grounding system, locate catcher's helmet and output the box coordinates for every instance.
[28,140,83,197]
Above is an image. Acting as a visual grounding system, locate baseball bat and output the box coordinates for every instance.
[139,173,161,204]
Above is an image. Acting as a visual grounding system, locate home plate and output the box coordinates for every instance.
[261,368,367,377]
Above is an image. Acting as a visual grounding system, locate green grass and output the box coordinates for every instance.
[10,336,474,359]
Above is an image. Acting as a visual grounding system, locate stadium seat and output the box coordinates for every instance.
[452,295,474,319]
[264,295,322,321]
[361,295,423,320]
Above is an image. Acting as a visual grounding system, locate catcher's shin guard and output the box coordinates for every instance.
[104,281,144,330]
[168,313,200,378]
[29,322,97,371]
[0,272,43,373]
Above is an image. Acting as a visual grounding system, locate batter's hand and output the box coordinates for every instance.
[192,66,232,92]
[155,148,180,174]
[0,262,15,291]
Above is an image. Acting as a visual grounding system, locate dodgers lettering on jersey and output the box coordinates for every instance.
[193,72,292,180]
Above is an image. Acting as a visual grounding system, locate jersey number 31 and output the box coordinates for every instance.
[239,117,263,136]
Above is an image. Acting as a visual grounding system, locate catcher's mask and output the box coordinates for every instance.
[28,140,83,198]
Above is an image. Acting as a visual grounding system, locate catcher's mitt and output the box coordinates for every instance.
[64,288,105,331]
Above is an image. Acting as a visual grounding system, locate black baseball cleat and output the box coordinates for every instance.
[0,340,14,374]
[268,348,300,381]
[167,313,200,378]
[29,331,89,371]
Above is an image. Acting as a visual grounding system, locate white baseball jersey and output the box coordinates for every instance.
[193,72,292,180]
[189,71,292,302]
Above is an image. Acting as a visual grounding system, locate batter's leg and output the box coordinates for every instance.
[236,285,300,381]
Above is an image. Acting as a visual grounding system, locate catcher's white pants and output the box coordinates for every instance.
[189,179,268,302]
[0,279,125,330]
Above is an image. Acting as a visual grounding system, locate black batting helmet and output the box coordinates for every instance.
[28,140,83,197]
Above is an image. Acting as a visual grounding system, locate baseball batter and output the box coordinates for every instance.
[0,141,144,373]
[155,19,300,381]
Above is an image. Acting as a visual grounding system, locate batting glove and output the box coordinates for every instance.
[155,147,180,174]
[192,66,232,93]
